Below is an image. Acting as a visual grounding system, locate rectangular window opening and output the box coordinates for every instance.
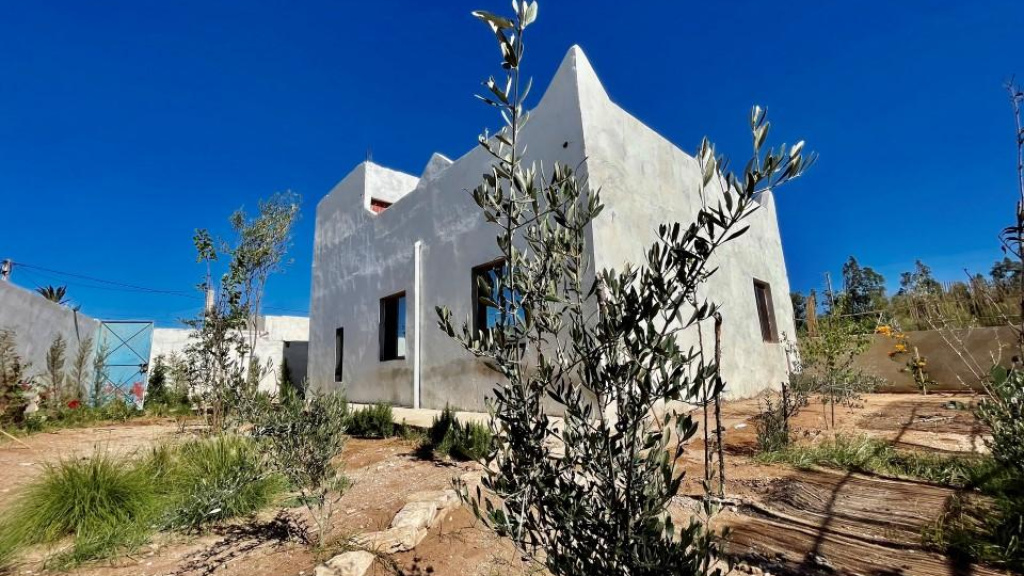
[379,292,407,361]
[472,259,525,333]
[334,327,344,382]
[753,279,779,343]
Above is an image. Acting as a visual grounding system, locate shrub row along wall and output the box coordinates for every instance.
[0,280,99,378]
[854,326,1015,392]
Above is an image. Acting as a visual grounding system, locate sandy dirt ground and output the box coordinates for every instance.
[0,392,1010,576]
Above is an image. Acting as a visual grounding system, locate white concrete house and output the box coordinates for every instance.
[309,46,796,412]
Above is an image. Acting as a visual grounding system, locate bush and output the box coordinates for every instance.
[251,391,348,545]
[0,329,28,427]
[977,367,1024,476]
[162,434,285,531]
[429,405,492,461]
[755,391,791,454]
[346,402,394,438]
[0,453,158,568]
[428,404,457,445]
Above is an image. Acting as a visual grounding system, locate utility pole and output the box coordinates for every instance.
[824,271,837,313]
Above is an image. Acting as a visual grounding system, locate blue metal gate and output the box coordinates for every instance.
[95,321,153,408]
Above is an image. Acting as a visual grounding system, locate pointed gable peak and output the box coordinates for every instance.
[537,44,608,110]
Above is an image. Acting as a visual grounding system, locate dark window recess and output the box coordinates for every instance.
[472,259,525,333]
[370,198,392,214]
[379,292,407,361]
[753,279,779,343]
[334,328,344,382]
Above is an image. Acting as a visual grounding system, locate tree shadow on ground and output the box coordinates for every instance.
[172,511,300,576]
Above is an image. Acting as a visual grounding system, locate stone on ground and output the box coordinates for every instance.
[314,550,375,576]
[354,525,428,553]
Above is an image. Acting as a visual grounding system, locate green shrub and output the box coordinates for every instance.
[0,453,158,568]
[429,405,491,461]
[755,393,791,454]
[922,367,1024,569]
[924,477,1024,569]
[429,405,459,446]
[756,434,992,487]
[251,391,348,545]
[450,420,492,461]
[977,367,1024,476]
[346,402,394,438]
[162,434,285,531]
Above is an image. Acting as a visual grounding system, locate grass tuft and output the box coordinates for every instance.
[160,434,286,531]
[755,434,995,487]
[0,434,286,569]
[0,452,158,567]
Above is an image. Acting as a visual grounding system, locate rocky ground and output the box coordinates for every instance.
[0,392,1008,576]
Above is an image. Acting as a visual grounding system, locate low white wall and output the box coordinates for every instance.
[0,280,100,385]
[149,316,309,393]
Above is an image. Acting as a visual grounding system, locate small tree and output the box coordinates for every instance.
[799,312,872,428]
[42,334,68,406]
[91,340,110,407]
[250,392,348,547]
[147,355,170,406]
[0,330,29,426]
[68,336,93,402]
[436,3,813,574]
[185,192,300,430]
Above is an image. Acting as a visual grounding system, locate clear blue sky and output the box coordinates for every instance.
[1,1,1021,326]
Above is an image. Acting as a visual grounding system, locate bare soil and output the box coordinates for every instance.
[0,393,1010,576]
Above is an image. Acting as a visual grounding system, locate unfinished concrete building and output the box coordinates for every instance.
[309,46,796,412]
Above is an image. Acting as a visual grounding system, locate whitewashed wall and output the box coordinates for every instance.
[309,46,797,411]
[149,315,309,392]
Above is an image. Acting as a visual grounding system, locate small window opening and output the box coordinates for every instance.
[379,292,407,361]
[370,198,393,214]
[334,328,344,382]
[753,279,779,343]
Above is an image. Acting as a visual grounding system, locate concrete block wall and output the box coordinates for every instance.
[0,280,100,385]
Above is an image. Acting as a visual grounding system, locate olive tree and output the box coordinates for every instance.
[436,3,814,574]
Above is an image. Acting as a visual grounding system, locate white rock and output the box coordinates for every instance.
[406,489,460,510]
[314,550,375,576]
[391,500,439,530]
[354,526,427,553]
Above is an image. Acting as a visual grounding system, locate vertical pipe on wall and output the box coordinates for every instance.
[413,240,422,409]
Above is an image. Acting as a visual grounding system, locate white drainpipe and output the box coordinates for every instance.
[413,240,422,409]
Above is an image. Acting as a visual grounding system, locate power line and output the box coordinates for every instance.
[8,260,309,315]
[13,261,199,298]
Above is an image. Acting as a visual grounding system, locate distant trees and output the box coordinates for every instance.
[841,256,886,317]
[793,255,1023,334]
